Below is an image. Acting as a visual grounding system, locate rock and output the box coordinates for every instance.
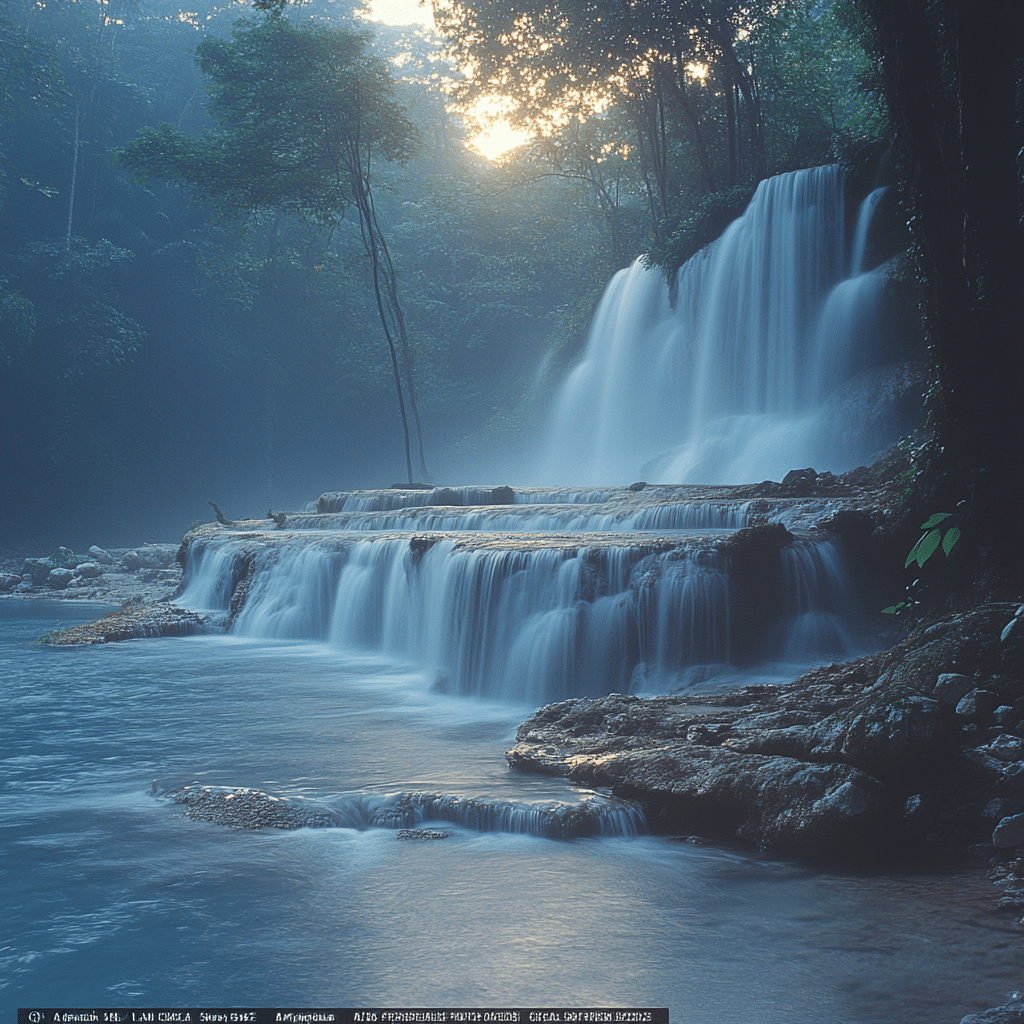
[961,999,1024,1024]
[167,785,336,830]
[396,829,450,840]
[120,550,143,571]
[135,546,171,569]
[995,706,1017,726]
[88,545,114,564]
[780,468,818,494]
[489,485,514,504]
[933,672,973,705]
[47,546,78,569]
[38,602,207,645]
[629,481,647,492]
[46,567,74,589]
[0,572,21,592]
[993,814,1024,848]
[22,558,51,583]
[957,689,1001,720]
[984,798,1021,820]
[982,735,1024,763]
[74,561,104,579]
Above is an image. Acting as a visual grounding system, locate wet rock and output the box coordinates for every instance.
[993,814,1024,848]
[780,467,819,494]
[0,572,21,591]
[120,549,143,570]
[46,567,74,589]
[982,735,1024,763]
[958,690,1001,721]
[933,672,973,705]
[396,829,450,840]
[167,785,337,830]
[961,998,1024,1023]
[88,545,114,564]
[22,558,51,583]
[490,485,515,504]
[74,561,104,579]
[38,602,207,645]
[47,546,78,569]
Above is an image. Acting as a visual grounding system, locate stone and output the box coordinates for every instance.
[46,546,78,569]
[120,550,143,570]
[984,798,1020,820]
[961,998,1024,1024]
[957,689,1001,720]
[74,561,104,579]
[983,735,1024,763]
[0,572,21,592]
[22,558,51,583]
[88,545,114,564]
[995,706,1017,726]
[933,672,973,705]
[46,567,74,589]
[993,814,1024,848]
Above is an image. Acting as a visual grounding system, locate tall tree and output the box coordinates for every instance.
[852,0,1024,583]
[119,13,428,483]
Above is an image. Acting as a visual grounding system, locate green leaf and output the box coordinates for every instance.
[913,528,943,567]
[920,512,952,530]
[882,603,906,615]
[941,527,960,556]
[904,536,924,569]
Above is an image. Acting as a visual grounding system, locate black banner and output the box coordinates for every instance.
[18,1011,668,1024]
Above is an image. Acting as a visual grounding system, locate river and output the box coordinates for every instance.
[2,599,1020,1022]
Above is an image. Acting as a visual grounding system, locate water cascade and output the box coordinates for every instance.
[175,166,900,704]
[539,166,913,485]
[180,485,867,703]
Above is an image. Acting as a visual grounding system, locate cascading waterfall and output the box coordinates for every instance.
[180,513,866,703]
[174,165,901,707]
[539,166,912,485]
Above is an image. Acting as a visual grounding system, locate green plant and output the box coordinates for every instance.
[882,503,965,616]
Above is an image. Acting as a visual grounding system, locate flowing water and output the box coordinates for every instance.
[2,165,994,1021]
[539,167,914,485]
[2,600,1021,1021]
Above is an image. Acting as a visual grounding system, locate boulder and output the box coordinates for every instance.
[992,814,1024,848]
[46,567,74,589]
[933,672,973,705]
[74,561,104,579]
[88,545,114,564]
[957,689,1001,721]
[961,1004,1024,1024]
[0,572,21,592]
[982,735,1024,763]
[46,546,78,569]
[22,558,52,583]
[120,550,143,570]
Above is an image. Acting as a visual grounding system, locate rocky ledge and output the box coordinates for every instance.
[38,600,208,645]
[508,603,1024,864]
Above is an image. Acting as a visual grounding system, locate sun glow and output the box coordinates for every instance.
[465,99,531,161]
[359,0,435,28]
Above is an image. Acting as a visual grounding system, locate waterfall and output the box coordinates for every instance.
[539,167,912,485]
[180,510,867,702]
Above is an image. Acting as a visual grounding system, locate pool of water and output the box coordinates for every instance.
[1,601,1020,1021]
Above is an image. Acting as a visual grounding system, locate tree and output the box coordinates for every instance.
[851,0,1024,585]
[119,13,429,483]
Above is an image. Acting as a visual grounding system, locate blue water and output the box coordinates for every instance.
[2,600,1020,1022]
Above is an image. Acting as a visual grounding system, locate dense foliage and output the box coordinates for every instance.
[8,0,1013,576]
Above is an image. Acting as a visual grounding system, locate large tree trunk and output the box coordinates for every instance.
[860,0,1024,584]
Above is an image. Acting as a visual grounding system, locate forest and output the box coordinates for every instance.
[1,0,1020,582]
